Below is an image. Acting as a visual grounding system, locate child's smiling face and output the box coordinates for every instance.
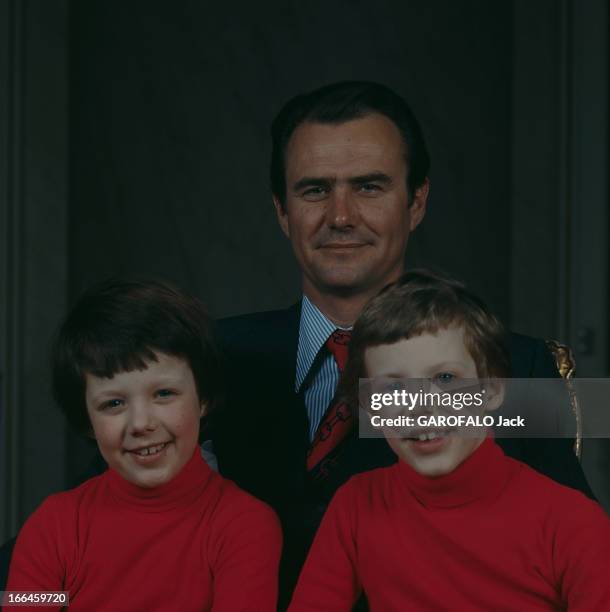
[85,352,205,488]
[364,326,502,477]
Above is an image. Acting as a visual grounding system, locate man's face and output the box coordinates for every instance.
[274,114,428,299]
[364,327,502,477]
[85,352,205,488]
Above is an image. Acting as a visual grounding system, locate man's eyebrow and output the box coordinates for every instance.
[292,176,334,192]
[292,173,393,192]
[348,173,393,186]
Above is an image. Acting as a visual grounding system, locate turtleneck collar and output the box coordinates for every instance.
[395,437,513,509]
[105,449,212,513]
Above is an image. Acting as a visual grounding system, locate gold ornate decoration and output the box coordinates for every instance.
[545,339,582,459]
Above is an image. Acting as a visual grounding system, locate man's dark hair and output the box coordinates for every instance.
[340,269,510,410]
[270,80,430,208]
[52,279,223,435]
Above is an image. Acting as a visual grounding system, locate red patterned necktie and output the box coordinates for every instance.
[307,330,353,476]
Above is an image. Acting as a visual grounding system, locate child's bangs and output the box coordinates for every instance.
[373,289,467,344]
[407,299,466,340]
[76,336,161,380]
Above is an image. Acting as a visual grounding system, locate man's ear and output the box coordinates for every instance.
[484,379,505,412]
[408,177,430,231]
[273,195,290,239]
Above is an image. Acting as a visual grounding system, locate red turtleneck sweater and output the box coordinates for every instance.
[289,439,610,611]
[6,450,281,611]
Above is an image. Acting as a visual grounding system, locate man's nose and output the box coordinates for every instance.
[127,400,157,434]
[326,188,359,228]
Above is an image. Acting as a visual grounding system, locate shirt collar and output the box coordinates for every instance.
[295,296,342,392]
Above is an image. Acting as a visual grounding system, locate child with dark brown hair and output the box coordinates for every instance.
[6,280,281,611]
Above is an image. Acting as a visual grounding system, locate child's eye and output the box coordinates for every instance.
[156,389,176,399]
[383,380,405,393]
[101,399,123,410]
[434,372,456,385]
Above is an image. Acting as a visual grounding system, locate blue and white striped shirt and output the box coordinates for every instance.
[296,296,352,440]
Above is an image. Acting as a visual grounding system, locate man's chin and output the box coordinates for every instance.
[308,267,377,296]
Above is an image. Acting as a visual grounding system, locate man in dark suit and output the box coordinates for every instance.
[211,81,594,606]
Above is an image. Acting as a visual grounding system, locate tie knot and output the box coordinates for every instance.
[326,329,352,372]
